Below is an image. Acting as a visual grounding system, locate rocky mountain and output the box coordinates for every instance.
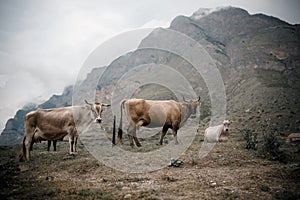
[1,7,299,145]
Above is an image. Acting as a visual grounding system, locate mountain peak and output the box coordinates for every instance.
[171,6,288,45]
[190,6,247,20]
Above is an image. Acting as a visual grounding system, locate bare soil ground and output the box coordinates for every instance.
[0,127,299,200]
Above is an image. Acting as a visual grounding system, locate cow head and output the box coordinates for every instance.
[222,120,231,132]
[85,100,111,123]
[183,96,201,118]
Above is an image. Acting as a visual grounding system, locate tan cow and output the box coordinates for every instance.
[117,97,201,146]
[19,100,110,161]
[204,120,231,142]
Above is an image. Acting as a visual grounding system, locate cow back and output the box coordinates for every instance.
[125,99,181,128]
[25,107,74,140]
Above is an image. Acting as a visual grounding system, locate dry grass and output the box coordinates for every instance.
[0,125,299,200]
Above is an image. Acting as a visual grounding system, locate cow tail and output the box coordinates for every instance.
[20,112,35,161]
[20,114,31,162]
[19,136,27,162]
[30,131,36,151]
[117,100,126,143]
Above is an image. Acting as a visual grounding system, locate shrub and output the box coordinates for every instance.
[242,129,258,150]
[242,127,287,163]
[258,130,281,159]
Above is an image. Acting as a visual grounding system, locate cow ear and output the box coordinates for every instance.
[198,96,201,102]
[101,104,110,112]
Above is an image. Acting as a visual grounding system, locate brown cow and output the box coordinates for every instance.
[19,100,110,161]
[117,97,201,146]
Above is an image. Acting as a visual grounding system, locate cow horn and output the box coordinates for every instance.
[84,99,92,106]
[183,96,188,102]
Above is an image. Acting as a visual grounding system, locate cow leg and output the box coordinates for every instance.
[69,135,78,155]
[127,121,136,147]
[133,137,141,147]
[24,135,32,161]
[128,135,134,147]
[73,136,78,153]
[30,129,39,151]
[68,126,78,155]
[69,136,76,155]
[53,140,57,151]
[29,139,34,151]
[69,136,78,154]
[25,140,31,161]
[133,125,142,147]
[172,129,179,145]
[159,126,169,145]
[20,126,36,161]
[69,137,73,154]
[47,140,51,151]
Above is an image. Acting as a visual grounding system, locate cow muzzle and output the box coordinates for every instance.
[96,117,102,123]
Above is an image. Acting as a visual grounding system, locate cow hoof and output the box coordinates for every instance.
[21,159,30,162]
[19,157,25,162]
[18,155,29,162]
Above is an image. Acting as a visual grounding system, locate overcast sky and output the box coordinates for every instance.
[0,0,299,132]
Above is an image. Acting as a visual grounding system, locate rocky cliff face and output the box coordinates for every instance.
[172,7,300,134]
[1,7,299,145]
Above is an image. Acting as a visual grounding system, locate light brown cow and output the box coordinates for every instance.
[204,120,231,142]
[19,100,110,161]
[117,97,201,146]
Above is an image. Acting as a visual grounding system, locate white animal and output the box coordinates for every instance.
[204,120,231,143]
